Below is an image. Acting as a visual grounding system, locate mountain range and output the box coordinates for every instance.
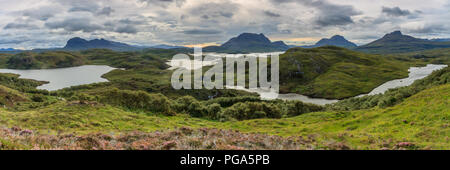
[63,37,144,51]
[355,31,450,53]
[430,38,450,42]
[63,37,189,51]
[203,33,290,53]
[3,31,450,54]
[301,35,357,49]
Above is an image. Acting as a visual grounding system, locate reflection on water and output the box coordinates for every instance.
[0,65,117,91]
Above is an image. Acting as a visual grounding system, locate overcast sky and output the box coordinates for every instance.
[1,0,449,49]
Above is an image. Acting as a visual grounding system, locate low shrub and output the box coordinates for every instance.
[222,102,282,121]
[100,89,174,115]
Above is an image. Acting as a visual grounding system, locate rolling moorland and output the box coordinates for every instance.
[0,32,449,150]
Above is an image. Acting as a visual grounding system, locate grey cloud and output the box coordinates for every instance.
[45,18,103,33]
[119,18,146,25]
[62,0,113,16]
[0,39,29,45]
[139,0,186,7]
[182,28,222,34]
[115,25,139,34]
[68,6,97,13]
[382,6,411,17]
[406,24,447,34]
[264,11,281,17]
[97,7,115,16]
[69,6,115,16]
[189,1,239,20]
[303,0,361,27]
[22,7,58,21]
[270,0,361,27]
[4,23,39,30]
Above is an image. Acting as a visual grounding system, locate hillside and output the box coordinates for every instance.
[356,31,450,54]
[0,79,448,149]
[302,35,357,48]
[279,46,415,99]
[203,33,289,53]
[397,47,450,65]
[6,51,86,69]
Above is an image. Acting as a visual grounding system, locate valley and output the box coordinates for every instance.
[0,31,449,150]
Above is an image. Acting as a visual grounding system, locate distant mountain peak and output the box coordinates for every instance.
[64,37,140,51]
[356,30,450,53]
[304,35,357,48]
[330,35,345,40]
[204,33,289,53]
[226,33,272,45]
[383,31,404,38]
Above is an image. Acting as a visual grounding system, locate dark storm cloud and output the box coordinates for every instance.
[264,11,281,17]
[4,23,39,30]
[382,6,411,17]
[182,28,222,34]
[45,18,103,33]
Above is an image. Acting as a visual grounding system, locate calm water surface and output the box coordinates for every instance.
[0,65,117,91]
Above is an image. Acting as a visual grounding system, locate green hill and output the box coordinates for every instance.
[279,46,414,99]
[6,51,85,69]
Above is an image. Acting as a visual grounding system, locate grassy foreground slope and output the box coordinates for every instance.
[0,84,448,150]
[279,46,416,99]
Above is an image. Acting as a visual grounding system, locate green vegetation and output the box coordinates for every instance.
[0,47,448,150]
[0,83,448,149]
[6,51,85,69]
[279,46,418,99]
[328,66,450,110]
[0,73,47,93]
[396,47,450,65]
